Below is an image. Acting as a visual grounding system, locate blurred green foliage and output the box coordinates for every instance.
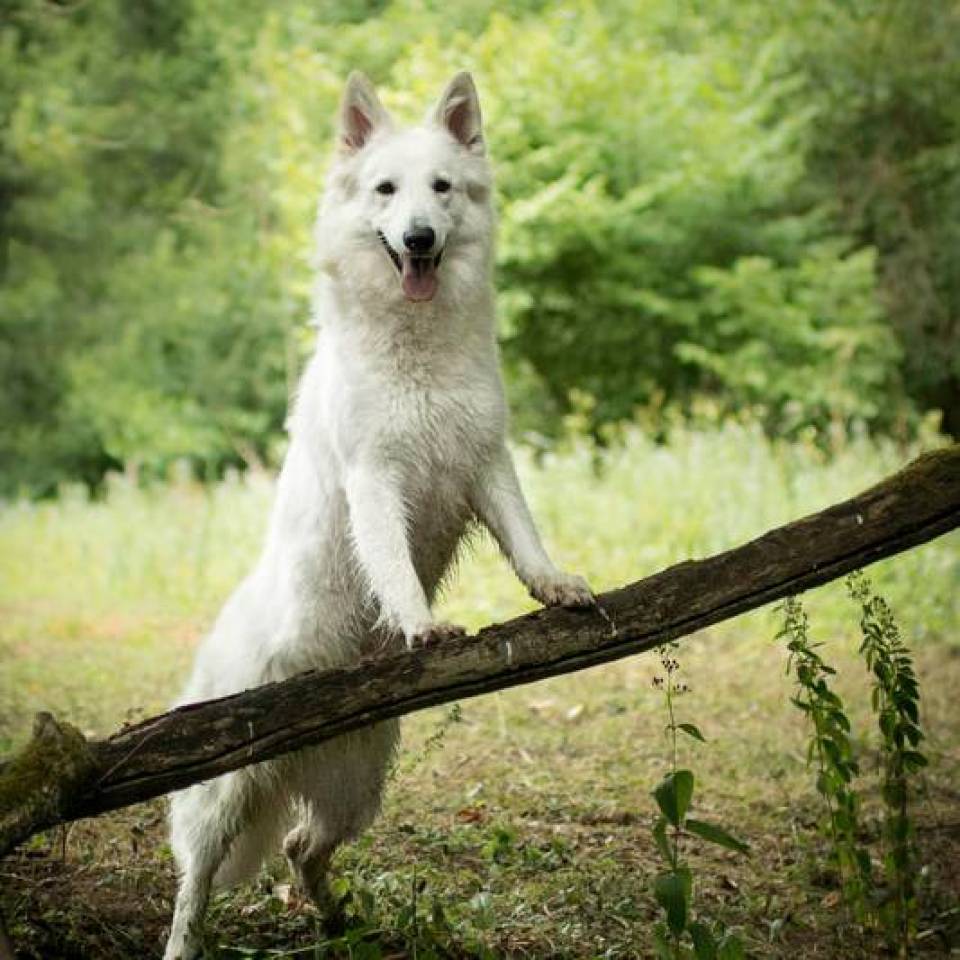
[1,0,957,495]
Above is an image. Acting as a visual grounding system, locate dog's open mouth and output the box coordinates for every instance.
[378,231,443,302]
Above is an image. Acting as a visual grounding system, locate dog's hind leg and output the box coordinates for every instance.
[286,721,399,925]
[165,771,262,960]
[283,811,338,917]
[214,802,285,891]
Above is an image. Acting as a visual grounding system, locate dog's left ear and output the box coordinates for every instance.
[431,72,484,153]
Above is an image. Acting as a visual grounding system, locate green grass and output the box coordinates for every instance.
[1,421,958,957]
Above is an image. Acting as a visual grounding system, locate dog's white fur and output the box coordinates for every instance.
[164,72,591,960]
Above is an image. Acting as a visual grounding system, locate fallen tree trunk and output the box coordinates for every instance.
[1,446,958,858]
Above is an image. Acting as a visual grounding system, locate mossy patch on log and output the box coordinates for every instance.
[0,712,96,856]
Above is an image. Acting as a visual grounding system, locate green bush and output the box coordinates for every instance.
[2,0,954,494]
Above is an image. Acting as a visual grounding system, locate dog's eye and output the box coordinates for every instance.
[432,178,452,194]
[375,181,396,196]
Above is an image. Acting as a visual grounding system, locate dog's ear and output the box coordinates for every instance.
[338,72,392,154]
[431,72,484,153]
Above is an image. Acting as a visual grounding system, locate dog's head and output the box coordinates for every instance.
[317,72,493,306]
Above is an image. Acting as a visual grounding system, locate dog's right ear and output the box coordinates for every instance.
[338,72,391,154]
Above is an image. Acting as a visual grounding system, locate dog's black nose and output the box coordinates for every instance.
[403,225,436,254]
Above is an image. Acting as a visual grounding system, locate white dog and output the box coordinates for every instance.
[164,71,592,960]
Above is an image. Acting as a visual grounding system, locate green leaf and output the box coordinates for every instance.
[652,921,675,959]
[902,750,928,771]
[717,933,746,960]
[653,815,673,864]
[903,723,923,747]
[678,723,707,743]
[685,818,750,855]
[895,693,919,723]
[654,868,692,937]
[689,920,718,959]
[822,737,843,768]
[654,770,695,828]
[883,779,907,808]
[352,942,386,960]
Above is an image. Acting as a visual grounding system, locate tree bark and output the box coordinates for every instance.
[1,445,958,859]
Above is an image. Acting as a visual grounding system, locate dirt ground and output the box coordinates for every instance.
[3,635,960,959]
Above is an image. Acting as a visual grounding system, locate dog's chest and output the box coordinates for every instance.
[352,370,499,588]
[376,375,497,484]
[316,325,505,514]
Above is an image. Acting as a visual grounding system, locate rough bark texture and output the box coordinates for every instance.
[1,445,957,859]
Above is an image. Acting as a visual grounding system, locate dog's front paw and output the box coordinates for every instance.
[406,620,468,648]
[528,571,594,609]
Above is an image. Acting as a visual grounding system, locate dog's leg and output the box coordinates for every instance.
[283,820,339,923]
[165,776,254,960]
[165,858,214,960]
[345,463,465,646]
[473,445,593,607]
[286,722,398,929]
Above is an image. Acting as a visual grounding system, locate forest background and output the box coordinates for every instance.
[3,0,959,496]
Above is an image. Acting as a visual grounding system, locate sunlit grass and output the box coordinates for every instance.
[1,420,956,750]
[2,422,958,957]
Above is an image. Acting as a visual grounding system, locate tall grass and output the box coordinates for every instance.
[1,419,956,749]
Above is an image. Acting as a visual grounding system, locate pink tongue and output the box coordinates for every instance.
[401,256,438,301]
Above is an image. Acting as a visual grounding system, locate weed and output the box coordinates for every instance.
[782,579,932,956]
[779,596,872,920]
[848,570,927,957]
[650,643,749,959]
[388,702,463,784]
